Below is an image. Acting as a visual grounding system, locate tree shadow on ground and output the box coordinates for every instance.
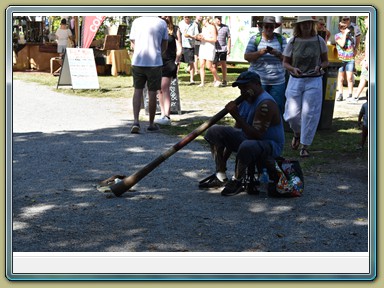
[11,117,369,253]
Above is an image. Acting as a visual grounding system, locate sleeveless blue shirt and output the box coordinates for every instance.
[238,91,285,158]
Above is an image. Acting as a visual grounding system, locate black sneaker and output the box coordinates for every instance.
[336,95,343,101]
[245,178,260,195]
[221,179,244,196]
[198,174,227,189]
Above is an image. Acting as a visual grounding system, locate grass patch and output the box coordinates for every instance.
[13,72,133,98]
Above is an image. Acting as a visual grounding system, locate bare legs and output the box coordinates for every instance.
[213,60,228,84]
[337,71,354,100]
[354,78,367,100]
[188,63,195,83]
[158,77,172,118]
[194,53,199,75]
[199,59,221,86]
[132,88,157,128]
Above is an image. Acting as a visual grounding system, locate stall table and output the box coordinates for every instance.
[105,49,131,76]
[13,43,60,72]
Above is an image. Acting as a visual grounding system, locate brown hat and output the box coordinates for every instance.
[261,16,281,28]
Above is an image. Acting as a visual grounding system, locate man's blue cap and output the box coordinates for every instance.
[232,71,261,87]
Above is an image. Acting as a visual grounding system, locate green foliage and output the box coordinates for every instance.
[357,16,368,36]
[49,16,62,32]
[356,16,368,53]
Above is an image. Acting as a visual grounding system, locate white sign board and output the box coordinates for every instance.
[57,48,99,89]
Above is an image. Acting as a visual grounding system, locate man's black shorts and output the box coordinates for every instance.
[214,51,227,63]
[182,48,195,63]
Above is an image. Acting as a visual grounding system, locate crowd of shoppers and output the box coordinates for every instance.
[128,15,368,160]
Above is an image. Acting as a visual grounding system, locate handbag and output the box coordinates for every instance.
[67,37,74,48]
[273,157,304,197]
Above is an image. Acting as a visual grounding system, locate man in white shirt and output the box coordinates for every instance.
[130,16,168,133]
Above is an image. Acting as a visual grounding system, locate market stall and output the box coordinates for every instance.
[13,16,59,72]
[12,15,130,75]
[12,16,81,72]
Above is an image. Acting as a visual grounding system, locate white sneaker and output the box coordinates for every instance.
[214,81,222,87]
[154,116,171,125]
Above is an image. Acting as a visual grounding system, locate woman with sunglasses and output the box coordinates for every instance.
[282,16,329,158]
[244,16,287,115]
[316,18,331,43]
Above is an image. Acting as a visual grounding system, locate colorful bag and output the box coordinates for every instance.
[274,158,304,197]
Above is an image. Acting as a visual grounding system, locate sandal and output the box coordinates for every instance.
[300,147,310,158]
[291,136,300,150]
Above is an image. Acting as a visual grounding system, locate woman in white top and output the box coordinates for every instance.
[198,17,221,87]
[55,18,72,57]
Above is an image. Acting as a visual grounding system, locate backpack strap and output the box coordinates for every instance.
[254,32,283,51]
[254,33,262,49]
[275,33,283,50]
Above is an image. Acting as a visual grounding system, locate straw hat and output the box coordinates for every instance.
[293,16,318,25]
[261,16,281,28]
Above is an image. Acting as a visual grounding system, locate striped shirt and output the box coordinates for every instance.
[245,34,287,85]
[215,24,230,52]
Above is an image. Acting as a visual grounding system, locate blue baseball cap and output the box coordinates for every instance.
[232,71,261,87]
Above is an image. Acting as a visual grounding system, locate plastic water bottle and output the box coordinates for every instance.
[259,168,269,198]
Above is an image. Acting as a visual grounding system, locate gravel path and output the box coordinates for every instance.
[11,79,368,253]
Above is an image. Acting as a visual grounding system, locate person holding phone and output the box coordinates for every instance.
[244,16,287,115]
[335,16,362,101]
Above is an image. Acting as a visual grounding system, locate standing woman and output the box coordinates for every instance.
[155,16,182,126]
[282,16,329,157]
[55,18,72,58]
[198,17,221,87]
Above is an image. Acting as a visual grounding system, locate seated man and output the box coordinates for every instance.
[199,71,285,196]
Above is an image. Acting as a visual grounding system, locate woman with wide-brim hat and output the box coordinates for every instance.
[282,16,329,158]
[244,16,287,115]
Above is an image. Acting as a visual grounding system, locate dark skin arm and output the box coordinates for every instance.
[226,99,281,140]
